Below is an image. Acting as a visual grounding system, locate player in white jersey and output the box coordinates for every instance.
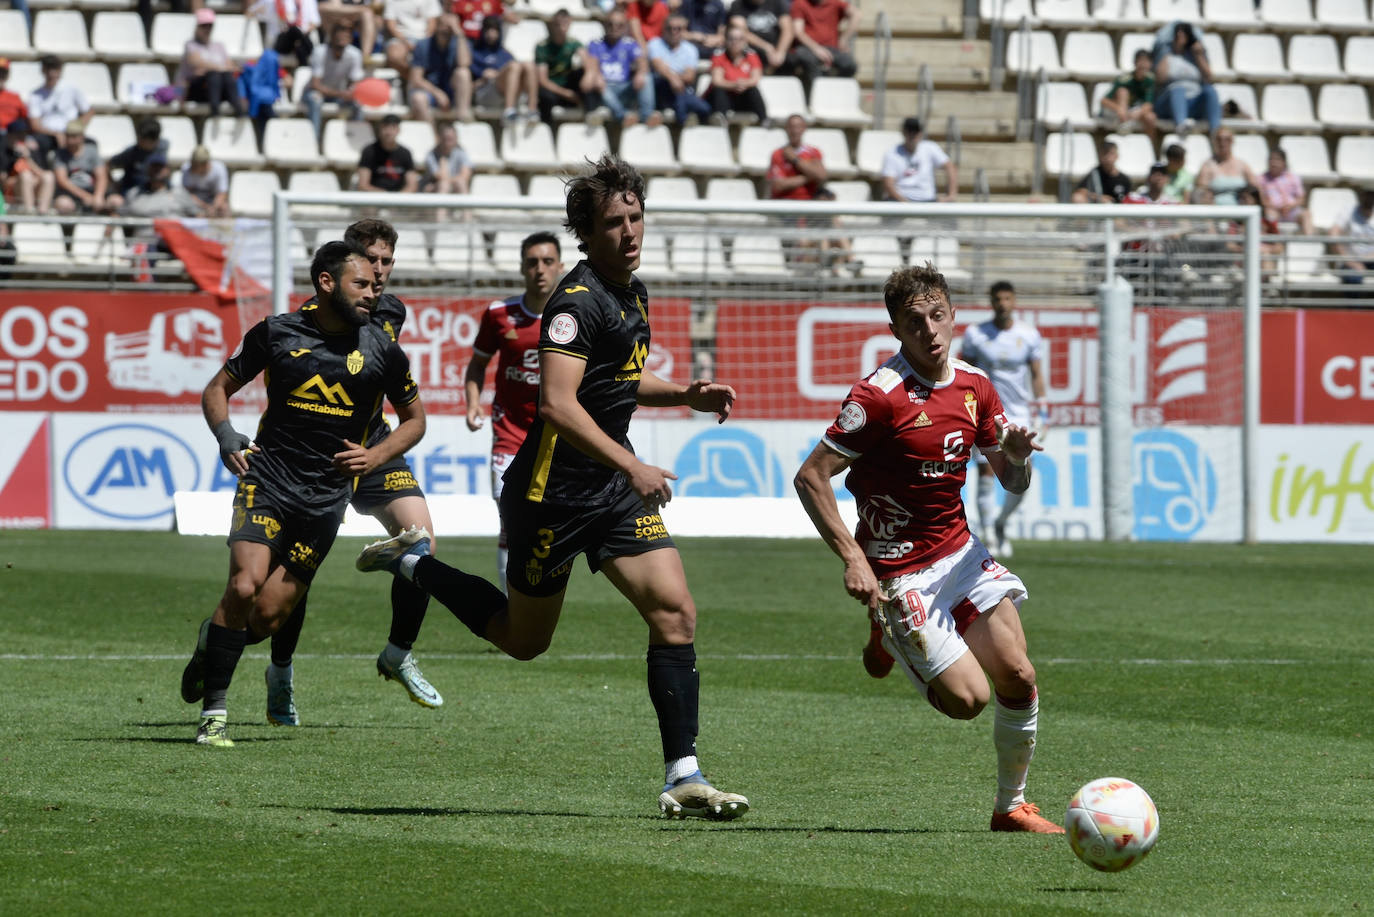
[958,281,1047,557]
[795,264,1063,834]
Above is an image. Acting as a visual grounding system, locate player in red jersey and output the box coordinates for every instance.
[464,230,564,588]
[794,263,1063,834]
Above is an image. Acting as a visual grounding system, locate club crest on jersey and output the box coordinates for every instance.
[913,411,932,428]
[548,312,578,345]
[858,493,913,539]
[346,350,364,374]
[964,391,978,423]
[836,401,866,432]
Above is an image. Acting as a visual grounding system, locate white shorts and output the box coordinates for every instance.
[874,535,1027,687]
[490,450,515,502]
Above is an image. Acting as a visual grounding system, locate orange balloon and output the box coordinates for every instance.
[352,77,392,108]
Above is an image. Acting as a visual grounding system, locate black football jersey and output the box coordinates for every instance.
[224,303,418,514]
[505,260,651,507]
[301,291,409,447]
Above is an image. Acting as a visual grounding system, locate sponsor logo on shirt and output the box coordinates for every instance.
[288,374,355,417]
[859,493,912,539]
[913,411,932,428]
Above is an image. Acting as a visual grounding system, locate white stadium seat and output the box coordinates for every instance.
[1204,0,1265,29]
[322,119,374,169]
[1316,84,1372,132]
[646,176,700,202]
[856,129,902,176]
[202,116,262,169]
[503,19,547,62]
[1278,134,1337,184]
[1108,132,1156,178]
[1060,31,1117,81]
[228,170,281,218]
[1036,0,1093,27]
[287,170,347,218]
[5,60,40,97]
[85,114,136,157]
[1259,0,1314,26]
[676,125,740,175]
[807,127,857,179]
[455,121,501,170]
[1039,80,1094,129]
[1147,0,1201,24]
[1315,0,1370,29]
[1093,0,1148,25]
[981,0,1038,24]
[1216,83,1263,127]
[92,12,153,61]
[809,77,869,128]
[70,224,124,266]
[554,121,611,169]
[64,62,116,112]
[703,177,766,226]
[1308,186,1356,230]
[32,10,94,60]
[158,115,198,164]
[210,14,264,62]
[151,12,196,61]
[1287,35,1343,83]
[758,75,809,120]
[1201,32,1234,81]
[619,123,680,174]
[1231,34,1288,81]
[736,125,786,175]
[13,222,69,266]
[1005,30,1064,78]
[525,173,569,208]
[1260,84,1318,133]
[1116,31,1155,71]
[851,235,904,278]
[396,119,438,163]
[1345,37,1374,83]
[1160,131,1213,172]
[392,228,433,273]
[262,118,320,168]
[500,120,559,170]
[567,20,604,46]
[0,10,32,60]
[1229,133,1270,174]
[117,63,171,109]
[1043,131,1097,178]
[707,235,788,276]
[1334,136,1374,182]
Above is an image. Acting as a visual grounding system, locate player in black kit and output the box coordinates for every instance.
[181,240,425,747]
[355,155,751,820]
[263,220,445,726]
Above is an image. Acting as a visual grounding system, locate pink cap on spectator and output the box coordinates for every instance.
[195,8,216,25]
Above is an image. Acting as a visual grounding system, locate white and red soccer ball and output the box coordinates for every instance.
[1064,777,1159,872]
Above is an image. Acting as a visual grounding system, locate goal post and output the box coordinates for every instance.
[271,191,1262,543]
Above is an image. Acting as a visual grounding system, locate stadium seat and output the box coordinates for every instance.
[855,128,902,176]
[1160,130,1213,172]
[468,172,521,199]
[1345,37,1374,83]
[116,63,171,109]
[1039,80,1094,130]
[70,223,124,266]
[1147,0,1200,24]
[262,118,320,168]
[850,234,904,277]
[807,127,857,179]
[619,123,679,174]
[554,121,610,169]
[1260,84,1318,133]
[395,119,437,163]
[287,170,347,218]
[12,221,69,266]
[158,115,197,164]
[676,125,739,175]
[1287,35,1343,83]
[707,234,788,276]
[91,12,153,61]
[0,10,32,60]
[646,175,700,202]
[1201,32,1234,81]
[1060,31,1117,82]
[703,177,767,225]
[1334,136,1374,182]
[567,20,603,46]
[1307,186,1356,229]
[1036,0,1093,27]
[1042,130,1096,178]
[1004,30,1064,78]
[211,13,264,62]
[1258,0,1314,27]
[1108,132,1155,178]
[430,225,482,273]
[85,114,136,158]
[1277,134,1338,184]
[1316,83,1372,132]
[503,19,547,62]
[736,125,786,175]
[1279,240,1337,284]
[526,0,592,17]
[808,77,869,128]
[910,236,966,282]
[668,231,709,274]
[202,116,262,169]
[500,119,559,170]
[1216,83,1263,127]
[1231,34,1289,81]
[65,63,116,113]
[228,170,281,218]
[981,0,1037,24]
[485,230,529,273]
[322,119,374,169]
[455,121,500,170]
[1315,0,1371,30]
[1116,32,1156,71]
[634,230,673,279]
[392,228,434,272]
[525,172,569,208]
[1092,0,1148,25]
[151,12,196,62]
[32,10,94,60]
[1229,133,1270,173]
[758,75,808,120]
[5,60,40,97]
[1203,0,1266,29]
[826,180,873,203]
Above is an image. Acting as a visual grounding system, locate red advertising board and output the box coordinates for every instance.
[1261,309,1374,424]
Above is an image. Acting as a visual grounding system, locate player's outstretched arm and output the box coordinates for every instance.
[794,442,888,611]
[202,368,255,476]
[637,371,736,423]
[987,418,1043,495]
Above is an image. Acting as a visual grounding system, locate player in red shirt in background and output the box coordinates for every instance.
[464,230,564,589]
[794,263,1063,835]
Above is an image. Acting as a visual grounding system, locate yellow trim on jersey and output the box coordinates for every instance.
[539,346,589,361]
[524,424,560,503]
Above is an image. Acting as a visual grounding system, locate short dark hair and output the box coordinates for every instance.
[136,117,161,140]
[1270,147,1287,164]
[563,154,646,248]
[902,116,922,134]
[1099,139,1118,155]
[1165,143,1185,161]
[39,54,61,71]
[989,280,1015,299]
[1238,184,1261,202]
[1133,48,1151,63]
[883,263,951,320]
[344,218,398,252]
[311,240,371,294]
[380,113,402,127]
[520,230,561,260]
[1149,162,1169,177]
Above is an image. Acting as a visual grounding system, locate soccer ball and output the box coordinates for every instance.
[1065,777,1159,872]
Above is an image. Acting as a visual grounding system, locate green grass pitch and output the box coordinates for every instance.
[1,531,1371,916]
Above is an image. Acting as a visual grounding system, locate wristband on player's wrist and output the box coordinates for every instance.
[212,420,238,445]
[1007,452,1029,467]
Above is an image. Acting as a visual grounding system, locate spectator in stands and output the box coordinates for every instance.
[421,121,472,194]
[628,0,670,47]
[1328,189,1374,288]
[449,0,518,42]
[470,15,536,123]
[767,112,857,274]
[881,116,956,204]
[1071,140,1131,204]
[1100,49,1157,144]
[179,9,248,117]
[708,25,768,124]
[1,125,53,214]
[408,16,475,122]
[386,0,444,76]
[121,152,200,218]
[357,113,419,193]
[535,8,589,125]
[1259,148,1314,236]
[649,14,712,125]
[240,30,297,147]
[105,117,169,213]
[674,0,727,59]
[53,120,113,216]
[584,9,659,126]
[179,144,230,218]
[1154,20,1219,138]
[0,59,30,140]
[788,0,857,96]
[305,23,365,141]
[728,0,792,74]
[27,56,92,160]
[1227,184,1283,275]
[1161,142,1192,204]
[1194,128,1257,206]
[1125,162,1171,205]
[256,0,321,53]
[318,0,378,63]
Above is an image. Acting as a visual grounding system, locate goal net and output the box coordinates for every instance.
[272,191,1261,543]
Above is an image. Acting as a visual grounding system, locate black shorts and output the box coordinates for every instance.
[226,479,341,584]
[350,456,425,514]
[499,484,677,597]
